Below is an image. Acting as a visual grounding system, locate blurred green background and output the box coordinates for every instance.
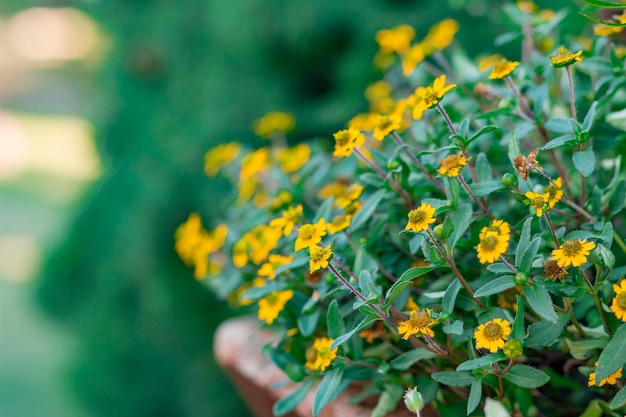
[0,1,581,416]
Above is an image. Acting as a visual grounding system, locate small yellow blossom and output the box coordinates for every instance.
[319,182,364,209]
[525,191,550,217]
[333,127,365,157]
[405,203,437,232]
[305,337,338,371]
[175,214,229,280]
[295,219,327,251]
[478,54,504,73]
[544,259,568,281]
[375,24,415,54]
[309,245,333,272]
[550,47,583,67]
[258,290,294,325]
[424,18,459,51]
[245,224,283,265]
[551,239,595,268]
[359,322,385,344]
[349,112,379,132]
[489,59,520,80]
[610,279,626,321]
[204,142,241,177]
[437,153,467,177]
[404,296,419,312]
[474,318,512,353]
[588,362,623,387]
[270,205,303,236]
[232,238,250,268]
[373,113,403,141]
[420,75,457,110]
[239,148,270,181]
[274,144,311,173]
[365,81,394,113]
[258,254,294,279]
[517,0,538,13]
[327,213,352,234]
[253,111,295,139]
[476,219,510,264]
[268,190,293,212]
[402,44,426,76]
[397,309,437,339]
[544,177,563,209]
[594,24,623,37]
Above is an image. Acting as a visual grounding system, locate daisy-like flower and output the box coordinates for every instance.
[294,218,327,251]
[402,43,426,77]
[253,111,295,139]
[489,59,520,80]
[269,204,303,236]
[274,143,311,173]
[551,239,596,267]
[258,254,294,279]
[544,259,568,281]
[476,219,510,264]
[525,191,550,217]
[397,309,438,339]
[257,290,294,325]
[550,46,583,67]
[204,142,241,177]
[375,24,415,55]
[405,203,436,232]
[305,337,338,371]
[333,127,365,157]
[319,182,364,209]
[594,24,623,37]
[610,279,626,321]
[373,113,402,141]
[544,177,563,209]
[309,245,333,273]
[474,318,512,353]
[422,75,457,110]
[360,322,385,344]
[437,153,467,177]
[327,213,352,234]
[588,362,623,387]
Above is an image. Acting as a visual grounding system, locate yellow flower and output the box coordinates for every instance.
[258,254,294,279]
[246,224,283,265]
[476,220,510,264]
[437,153,467,177]
[270,205,303,236]
[421,75,457,110]
[333,127,365,157]
[551,239,595,267]
[375,24,415,54]
[594,24,623,37]
[588,362,623,387]
[544,177,563,209]
[373,113,403,141]
[365,80,394,113]
[204,142,241,177]
[232,238,250,268]
[295,219,327,251]
[236,277,266,307]
[253,111,295,139]
[489,59,520,80]
[478,54,504,73]
[359,322,385,344]
[423,18,459,52]
[402,44,426,76]
[397,309,437,339]
[327,213,352,234]
[268,190,293,212]
[274,144,311,173]
[319,182,364,209]
[305,337,338,371]
[404,296,419,312]
[550,47,583,68]
[610,279,626,321]
[405,203,437,232]
[474,318,512,353]
[348,112,379,132]
[239,148,270,181]
[258,290,294,325]
[544,259,568,281]
[525,191,550,217]
[175,214,229,279]
[309,245,332,273]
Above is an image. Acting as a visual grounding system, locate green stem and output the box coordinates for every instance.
[391,131,446,194]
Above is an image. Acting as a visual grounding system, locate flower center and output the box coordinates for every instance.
[318,346,330,358]
[409,311,431,329]
[310,247,325,262]
[300,225,315,240]
[618,293,626,309]
[409,209,428,224]
[335,132,350,146]
[265,293,278,305]
[561,240,583,257]
[423,88,438,107]
[483,322,504,340]
[532,197,545,207]
[480,234,499,251]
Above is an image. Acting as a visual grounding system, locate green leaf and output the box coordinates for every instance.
[457,353,507,371]
[508,132,521,168]
[515,218,533,266]
[372,383,405,417]
[389,348,437,370]
[358,270,379,301]
[573,148,596,177]
[313,367,345,417]
[385,265,438,305]
[564,337,609,360]
[432,371,475,387]
[511,295,525,341]
[523,281,558,322]
[444,176,461,207]
[440,216,455,240]
[610,385,626,408]
[442,280,463,312]
[273,378,316,416]
[609,178,626,216]
[474,275,516,297]
[517,235,542,273]
[596,323,626,382]
[469,180,505,197]
[298,308,320,336]
[442,320,464,335]
[579,0,626,9]
[468,379,483,415]
[582,101,598,132]
[449,204,473,250]
[487,263,514,274]
[578,399,603,417]
[524,314,568,348]
[540,135,577,151]
[331,315,381,349]
[314,198,334,223]
[348,189,386,232]
[503,364,550,388]
[327,300,345,340]
[544,118,573,133]
[467,125,498,146]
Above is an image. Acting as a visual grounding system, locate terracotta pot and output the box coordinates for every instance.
[214,317,437,417]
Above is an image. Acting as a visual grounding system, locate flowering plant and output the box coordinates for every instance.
[176,3,626,417]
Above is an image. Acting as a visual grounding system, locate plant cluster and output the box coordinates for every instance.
[176,2,626,416]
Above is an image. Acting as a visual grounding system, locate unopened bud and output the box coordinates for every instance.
[404,387,424,413]
[503,339,523,359]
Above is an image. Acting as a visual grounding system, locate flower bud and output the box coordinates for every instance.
[438,311,451,322]
[501,172,517,187]
[387,158,402,171]
[514,272,529,286]
[503,339,523,359]
[404,387,424,413]
[433,224,444,240]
